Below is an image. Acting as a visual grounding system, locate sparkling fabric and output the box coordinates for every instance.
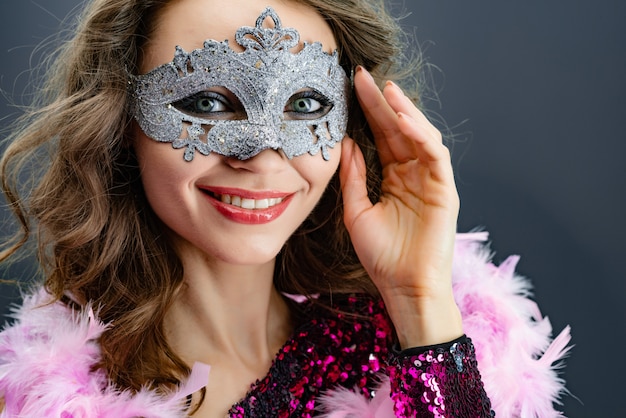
[131,7,349,162]
[388,338,494,417]
[228,294,493,417]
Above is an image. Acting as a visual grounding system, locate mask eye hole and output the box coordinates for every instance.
[284,89,333,120]
[172,87,247,120]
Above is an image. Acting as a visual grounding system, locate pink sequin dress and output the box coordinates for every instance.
[229,294,493,417]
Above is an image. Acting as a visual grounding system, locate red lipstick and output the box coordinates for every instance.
[198,187,292,224]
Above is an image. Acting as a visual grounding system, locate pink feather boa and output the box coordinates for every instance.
[0,233,570,417]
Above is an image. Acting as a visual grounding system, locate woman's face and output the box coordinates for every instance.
[134,0,342,266]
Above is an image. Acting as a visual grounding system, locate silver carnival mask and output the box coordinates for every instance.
[131,7,350,161]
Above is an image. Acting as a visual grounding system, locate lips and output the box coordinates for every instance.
[198,186,292,224]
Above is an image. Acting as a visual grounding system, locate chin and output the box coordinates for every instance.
[209,241,283,267]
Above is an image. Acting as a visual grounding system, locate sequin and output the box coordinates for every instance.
[227,294,493,417]
[388,336,493,417]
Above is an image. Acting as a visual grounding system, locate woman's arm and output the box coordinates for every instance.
[387,336,493,417]
[340,66,462,347]
[340,67,493,416]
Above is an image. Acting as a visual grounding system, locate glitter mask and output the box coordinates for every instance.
[131,7,350,161]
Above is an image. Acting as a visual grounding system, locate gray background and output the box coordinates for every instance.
[1,1,624,416]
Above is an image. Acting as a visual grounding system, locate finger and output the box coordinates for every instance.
[339,136,373,231]
[355,70,428,166]
[380,80,451,182]
[382,81,442,144]
[354,66,398,166]
[396,112,455,184]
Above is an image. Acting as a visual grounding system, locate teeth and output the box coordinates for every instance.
[241,198,255,209]
[255,199,269,209]
[219,194,283,209]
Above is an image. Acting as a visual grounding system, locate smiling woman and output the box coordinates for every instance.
[0,0,569,417]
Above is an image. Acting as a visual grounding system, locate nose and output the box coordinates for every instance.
[223,148,289,174]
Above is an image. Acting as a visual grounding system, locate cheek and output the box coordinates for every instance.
[294,143,342,191]
[134,123,190,176]
[133,128,192,202]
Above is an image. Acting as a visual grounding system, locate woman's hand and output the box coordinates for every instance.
[340,67,463,348]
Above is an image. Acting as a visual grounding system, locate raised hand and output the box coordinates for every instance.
[340,67,463,348]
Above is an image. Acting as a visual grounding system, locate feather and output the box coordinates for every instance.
[0,233,571,417]
[0,290,187,418]
[317,377,394,418]
[316,233,571,417]
[452,233,571,417]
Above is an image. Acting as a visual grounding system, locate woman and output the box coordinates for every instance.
[0,0,570,416]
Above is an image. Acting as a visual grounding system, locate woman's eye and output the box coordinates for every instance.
[172,92,231,117]
[284,91,332,120]
[290,98,322,113]
[194,97,225,112]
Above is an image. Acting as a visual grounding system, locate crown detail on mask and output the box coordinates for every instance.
[236,7,300,52]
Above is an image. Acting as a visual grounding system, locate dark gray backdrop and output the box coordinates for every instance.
[1,1,624,416]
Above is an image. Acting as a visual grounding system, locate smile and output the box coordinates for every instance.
[199,187,293,224]
[218,194,284,210]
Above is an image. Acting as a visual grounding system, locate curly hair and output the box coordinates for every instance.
[0,0,418,400]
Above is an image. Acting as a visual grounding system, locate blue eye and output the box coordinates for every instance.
[173,91,231,117]
[284,90,332,120]
[291,97,322,113]
[195,96,225,112]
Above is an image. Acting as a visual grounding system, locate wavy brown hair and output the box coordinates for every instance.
[0,0,417,401]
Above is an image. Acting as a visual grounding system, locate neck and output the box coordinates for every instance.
[163,246,292,371]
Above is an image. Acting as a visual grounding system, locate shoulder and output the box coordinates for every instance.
[0,289,105,415]
[284,292,397,376]
[0,288,106,389]
[299,293,394,348]
[288,293,395,376]
[0,288,186,418]
[0,289,107,383]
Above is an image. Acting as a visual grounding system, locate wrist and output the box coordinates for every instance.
[383,294,463,349]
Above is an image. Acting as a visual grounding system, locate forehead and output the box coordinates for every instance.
[141,0,337,73]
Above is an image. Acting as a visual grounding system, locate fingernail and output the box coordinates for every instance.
[386,80,402,92]
[356,65,374,82]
